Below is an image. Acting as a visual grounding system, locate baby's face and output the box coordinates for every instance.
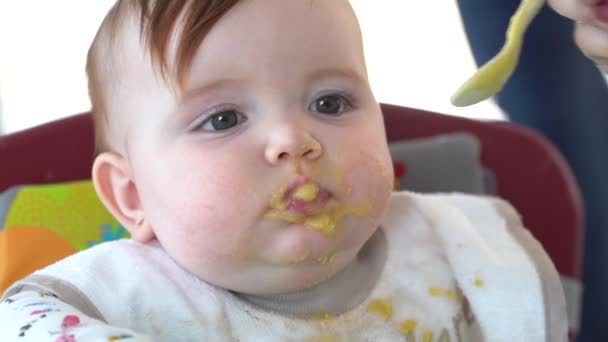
[111,0,393,294]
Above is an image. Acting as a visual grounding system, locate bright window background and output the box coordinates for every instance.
[0,1,505,134]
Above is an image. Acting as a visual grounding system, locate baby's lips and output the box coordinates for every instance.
[286,188,333,216]
[292,182,320,202]
[284,176,320,201]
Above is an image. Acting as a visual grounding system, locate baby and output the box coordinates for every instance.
[0,0,567,341]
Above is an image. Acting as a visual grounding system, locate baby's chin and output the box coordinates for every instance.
[262,203,381,261]
[231,255,355,295]
[187,253,350,295]
[178,227,372,294]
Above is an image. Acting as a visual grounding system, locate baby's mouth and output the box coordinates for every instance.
[265,177,371,237]
[282,178,333,216]
[265,178,338,234]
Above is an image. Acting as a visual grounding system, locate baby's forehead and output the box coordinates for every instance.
[93,0,363,148]
[103,0,359,82]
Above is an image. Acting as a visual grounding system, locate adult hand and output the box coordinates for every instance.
[548,0,608,72]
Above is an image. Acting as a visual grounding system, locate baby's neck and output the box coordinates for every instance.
[234,228,387,317]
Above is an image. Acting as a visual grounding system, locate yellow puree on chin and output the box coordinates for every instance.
[264,181,371,236]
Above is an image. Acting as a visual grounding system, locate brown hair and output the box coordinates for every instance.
[87,0,240,154]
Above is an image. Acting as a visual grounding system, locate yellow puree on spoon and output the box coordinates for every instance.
[265,181,371,236]
[450,0,545,107]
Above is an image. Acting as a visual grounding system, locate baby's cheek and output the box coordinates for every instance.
[343,154,393,201]
[165,221,250,267]
[156,188,246,249]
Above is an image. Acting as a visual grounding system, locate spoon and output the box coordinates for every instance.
[450,0,546,107]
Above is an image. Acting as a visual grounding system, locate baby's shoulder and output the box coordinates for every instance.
[3,240,187,298]
[5,239,213,302]
[3,239,227,328]
[40,239,167,277]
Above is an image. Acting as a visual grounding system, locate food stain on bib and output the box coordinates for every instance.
[400,319,419,336]
[366,299,393,320]
[428,287,459,302]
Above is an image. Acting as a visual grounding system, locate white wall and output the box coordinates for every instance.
[0,1,504,134]
[350,0,504,121]
[0,0,116,133]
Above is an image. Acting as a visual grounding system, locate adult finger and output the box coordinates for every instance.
[575,21,608,71]
[548,0,595,20]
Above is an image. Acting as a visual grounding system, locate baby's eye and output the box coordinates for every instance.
[309,94,350,115]
[198,110,247,132]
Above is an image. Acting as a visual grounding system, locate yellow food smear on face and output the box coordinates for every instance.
[400,319,419,335]
[293,183,320,202]
[316,255,336,265]
[288,253,309,265]
[305,214,336,235]
[428,287,459,301]
[367,299,393,320]
[265,190,371,237]
[474,278,485,288]
[269,191,288,211]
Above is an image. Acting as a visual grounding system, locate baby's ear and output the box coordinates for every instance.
[92,152,155,242]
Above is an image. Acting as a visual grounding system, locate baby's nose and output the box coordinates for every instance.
[264,127,323,165]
